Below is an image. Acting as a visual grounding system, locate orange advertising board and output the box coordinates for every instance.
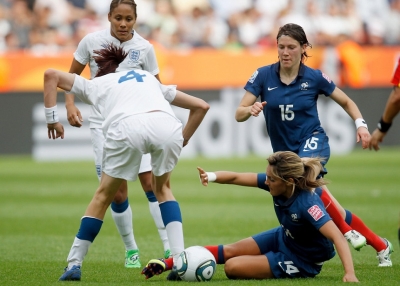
[0,46,399,91]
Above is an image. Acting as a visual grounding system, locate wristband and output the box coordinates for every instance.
[355,118,368,130]
[45,105,59,124]
[206,172,217,182]
[377,117,392,133]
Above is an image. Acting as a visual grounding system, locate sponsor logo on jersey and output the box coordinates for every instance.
[300,82,309,90]
[307,205,325,221]
[291,213,298,221]
[322,73,332,83]
[129,49,140,62]
[268,86,278,91]
[248,70,258,83]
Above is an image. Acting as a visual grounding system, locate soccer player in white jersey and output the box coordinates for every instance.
[64,0,168,267]
[44,43,209,281]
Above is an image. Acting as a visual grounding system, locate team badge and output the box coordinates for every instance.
[322,72,332,83]
[129,49,140,62]
[300,82,309,90]
[307,205,325,221]
[248,70,258,83]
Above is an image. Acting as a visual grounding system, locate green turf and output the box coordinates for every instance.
[0,148,399,285]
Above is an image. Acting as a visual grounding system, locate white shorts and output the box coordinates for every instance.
[102,112,183,181]
[90,128,152,181]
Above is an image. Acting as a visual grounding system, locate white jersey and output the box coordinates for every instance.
[70,69,177,134]
[74,29,160,128]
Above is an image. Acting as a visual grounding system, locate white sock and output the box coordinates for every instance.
[148,201,170,251]
[67,237,92,269]
[111,206,138,251]
[165,221,184,264]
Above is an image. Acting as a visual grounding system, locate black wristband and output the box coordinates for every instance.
[377,117,392,133]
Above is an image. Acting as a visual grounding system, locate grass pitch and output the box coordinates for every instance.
[0,148,399,285]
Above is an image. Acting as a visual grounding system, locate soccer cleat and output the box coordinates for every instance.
[344,230,367,251]
[125,249,141,268]
[377,238,393,267]
[166,269,182,281]
[141,258,166,279]
[164,249,171,259]
[58,265,81,281]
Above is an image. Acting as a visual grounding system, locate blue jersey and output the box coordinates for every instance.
[256,173,335,263]
[244,63,336,153]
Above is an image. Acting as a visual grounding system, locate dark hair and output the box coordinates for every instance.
[109,0,137,19]
[93,43,128,77]
[267,151,327,191]
[276,23,312,62]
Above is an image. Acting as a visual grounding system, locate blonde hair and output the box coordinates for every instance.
[267,151,328,191]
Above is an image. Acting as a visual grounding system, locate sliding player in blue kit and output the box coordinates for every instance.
[235,23,393,267]
[142,151,358,282]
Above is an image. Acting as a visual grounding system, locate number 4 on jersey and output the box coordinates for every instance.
[118,70,147,83]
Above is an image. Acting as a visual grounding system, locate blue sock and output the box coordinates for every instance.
[145,191,157,202]
[111,198,129,213]
[159,201,182,225]
[217,245,225,264]
[344,209,353,225]
[76,216,103,242]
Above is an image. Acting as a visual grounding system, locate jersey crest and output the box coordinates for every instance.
[300,82,309,90]
[248,70,259,83]
[129,49,141,62]
[307,205,325,221]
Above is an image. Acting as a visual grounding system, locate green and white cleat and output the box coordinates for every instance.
[164,249,171,259]
[344,230,366,251]
[377,238,393,267]
[125,249,141,268]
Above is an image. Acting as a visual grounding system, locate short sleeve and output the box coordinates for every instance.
[73,35,91,65]
[257,173,269,191]
[301,194,331,230]
[160,84,177,103]
[142,45,160,76]
[244,68,264,97]
[70,75,97,105]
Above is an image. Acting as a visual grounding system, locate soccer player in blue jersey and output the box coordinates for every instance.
[235,23,392,267]
[142,151,358,282]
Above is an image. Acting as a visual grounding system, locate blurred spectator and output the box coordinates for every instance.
[146,0,179,48]
[384,0,400,45]
[179,6,208,47]
[9,0,33,49]
[0,0,400,51]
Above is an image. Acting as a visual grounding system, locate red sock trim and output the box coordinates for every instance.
[319,189,352,234]
[164,257,173,270]
[204,245,218,262]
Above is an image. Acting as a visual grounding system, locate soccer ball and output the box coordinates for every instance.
[175,246,216,282]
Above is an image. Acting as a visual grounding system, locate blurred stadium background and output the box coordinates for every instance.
[1,0,400,160]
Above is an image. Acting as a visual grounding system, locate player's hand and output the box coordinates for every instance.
[66,104,83,127]
[197,167,209,186]
[250,101,267,117]
[47,122,64,139]
[355,127,370,149]
[368,128,385,151]
[342,273,359,282]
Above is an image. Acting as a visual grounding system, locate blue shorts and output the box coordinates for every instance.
[298,133,330,176]
[252,227,323,279]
